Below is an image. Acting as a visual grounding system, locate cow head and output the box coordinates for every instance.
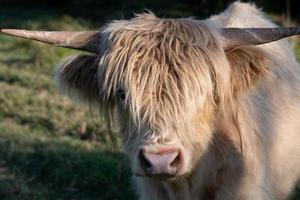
[2,13,299,180]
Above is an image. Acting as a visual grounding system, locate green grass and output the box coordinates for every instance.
[0,123,135,200]
[0,12,299,200]
[296,43,300,63]
[0,16,136,200]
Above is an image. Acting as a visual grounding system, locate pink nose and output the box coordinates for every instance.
[139,147,181,177]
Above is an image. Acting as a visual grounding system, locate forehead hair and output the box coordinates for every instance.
[98,13,231,130]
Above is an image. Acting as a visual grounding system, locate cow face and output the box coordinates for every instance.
[95,14,232,179]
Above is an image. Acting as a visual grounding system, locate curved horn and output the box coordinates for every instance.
[0,29,101,53]
[221,27,300,50]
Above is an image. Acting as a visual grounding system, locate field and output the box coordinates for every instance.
[0,14,136,200]
[0,10,299,200]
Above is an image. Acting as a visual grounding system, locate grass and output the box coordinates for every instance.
[0,15,136,200]
[0,123,134,200]
[0,11,299,200]
[296,43,300,63]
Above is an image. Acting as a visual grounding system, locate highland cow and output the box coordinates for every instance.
[1,2,300,200]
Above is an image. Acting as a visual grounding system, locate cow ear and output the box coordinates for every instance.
[55,54,100,105]
[225,47,272,95]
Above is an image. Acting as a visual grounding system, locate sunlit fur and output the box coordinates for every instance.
[56,2,300,200]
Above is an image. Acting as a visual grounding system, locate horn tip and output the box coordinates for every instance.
[0,29,32,39]
[1,29,20,35]
[1,29,10,34]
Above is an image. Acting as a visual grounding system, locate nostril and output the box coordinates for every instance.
[170,154,180,168]
[139,150,152,173]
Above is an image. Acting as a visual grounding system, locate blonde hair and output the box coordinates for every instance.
[98,13,232,131]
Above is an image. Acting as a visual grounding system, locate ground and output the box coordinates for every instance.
[0,13,299,200]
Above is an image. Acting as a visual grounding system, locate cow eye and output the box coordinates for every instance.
[116,89,126,101]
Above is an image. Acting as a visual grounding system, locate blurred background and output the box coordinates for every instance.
[0,0,299,199]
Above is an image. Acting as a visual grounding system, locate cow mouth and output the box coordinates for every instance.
[134,173,176,179]
[133,171,188,181]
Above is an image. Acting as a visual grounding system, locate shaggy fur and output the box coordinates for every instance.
[56,54,100,104]
[56,2,300,200]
